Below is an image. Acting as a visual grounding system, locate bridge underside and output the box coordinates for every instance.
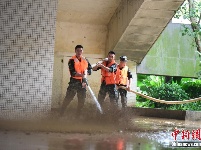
[56,0,184,63]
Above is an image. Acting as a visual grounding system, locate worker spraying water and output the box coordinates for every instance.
[59,45,92,118]
[59,44,103,118]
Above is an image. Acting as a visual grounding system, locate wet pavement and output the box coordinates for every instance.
[0,114,201,150]
[0,131,161,150]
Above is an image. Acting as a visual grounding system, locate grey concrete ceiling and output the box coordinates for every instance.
[57,0,121,25]
[57,0,185,63]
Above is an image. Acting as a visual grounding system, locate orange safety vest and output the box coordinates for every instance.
[70,55,88,81]
[101,60,116,85]
[116,65,128,85]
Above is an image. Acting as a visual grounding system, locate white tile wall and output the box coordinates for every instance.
[0,0,58,119]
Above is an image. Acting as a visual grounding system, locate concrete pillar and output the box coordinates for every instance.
[51,55,63,108]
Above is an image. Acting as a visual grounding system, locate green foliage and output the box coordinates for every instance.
[174,0,201,79]
[138,75,164,89]
[136,75,201,111]
[181,78,201,98]
[174,0,201,25]
[137,74,148,87]
[136,82,189,109]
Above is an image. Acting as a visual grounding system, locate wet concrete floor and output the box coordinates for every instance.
[0,114,201,150]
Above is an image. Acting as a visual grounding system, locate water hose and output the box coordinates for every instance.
[118,86,201,104]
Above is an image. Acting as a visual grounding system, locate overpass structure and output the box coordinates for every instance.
[55,0,184,63]
[0,0,186,119]
[53,0,186,108]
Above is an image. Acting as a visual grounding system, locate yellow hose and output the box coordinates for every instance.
[118,86,201,104]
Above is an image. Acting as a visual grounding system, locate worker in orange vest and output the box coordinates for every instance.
[92,51,118,112]
[116,56,132,110]
[60,45,92,117]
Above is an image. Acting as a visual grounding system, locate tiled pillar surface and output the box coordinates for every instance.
[0,0,57,119]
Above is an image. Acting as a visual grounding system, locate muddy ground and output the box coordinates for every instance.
[0,103,201,150]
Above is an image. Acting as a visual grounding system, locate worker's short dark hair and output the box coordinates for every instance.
[75,45,83,50]
[108,51,115,55]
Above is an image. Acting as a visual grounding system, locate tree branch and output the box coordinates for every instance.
[198,12,201,25]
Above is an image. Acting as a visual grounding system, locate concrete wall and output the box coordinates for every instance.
[137,22,200,78]
[0,0,57,119]
[54,22,107,56]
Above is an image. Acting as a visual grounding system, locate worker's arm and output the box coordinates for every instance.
[83,69,88,78]
[96,63,110,72]
[92,63,101,71]
[94,62,117,72]
[86,58,92,75]
[127,69,133,91]
[82,69,88,87]
[92,58,108,71]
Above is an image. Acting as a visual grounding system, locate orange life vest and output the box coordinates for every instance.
[116,65,128,85]
[101,60,116,85]
[70,55,88,81]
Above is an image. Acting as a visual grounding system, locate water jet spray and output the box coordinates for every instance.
[87,84,103,114]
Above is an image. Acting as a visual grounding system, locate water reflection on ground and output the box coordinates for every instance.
[0,131,163,150]
[0,116,201,150]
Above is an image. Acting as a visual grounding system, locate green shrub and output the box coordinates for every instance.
[181,79,201,98]
[136,83,189,109]
[180,79,201,111]
[136,75,201,111]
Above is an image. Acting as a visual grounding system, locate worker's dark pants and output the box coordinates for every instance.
[60,78,86,116]
[118,88,127,109]
[98,81,119,110]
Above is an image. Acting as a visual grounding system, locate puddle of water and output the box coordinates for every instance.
[1,112,201,150]
[0,131,164,150]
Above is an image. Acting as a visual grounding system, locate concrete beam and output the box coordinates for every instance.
[106,0,185,63]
